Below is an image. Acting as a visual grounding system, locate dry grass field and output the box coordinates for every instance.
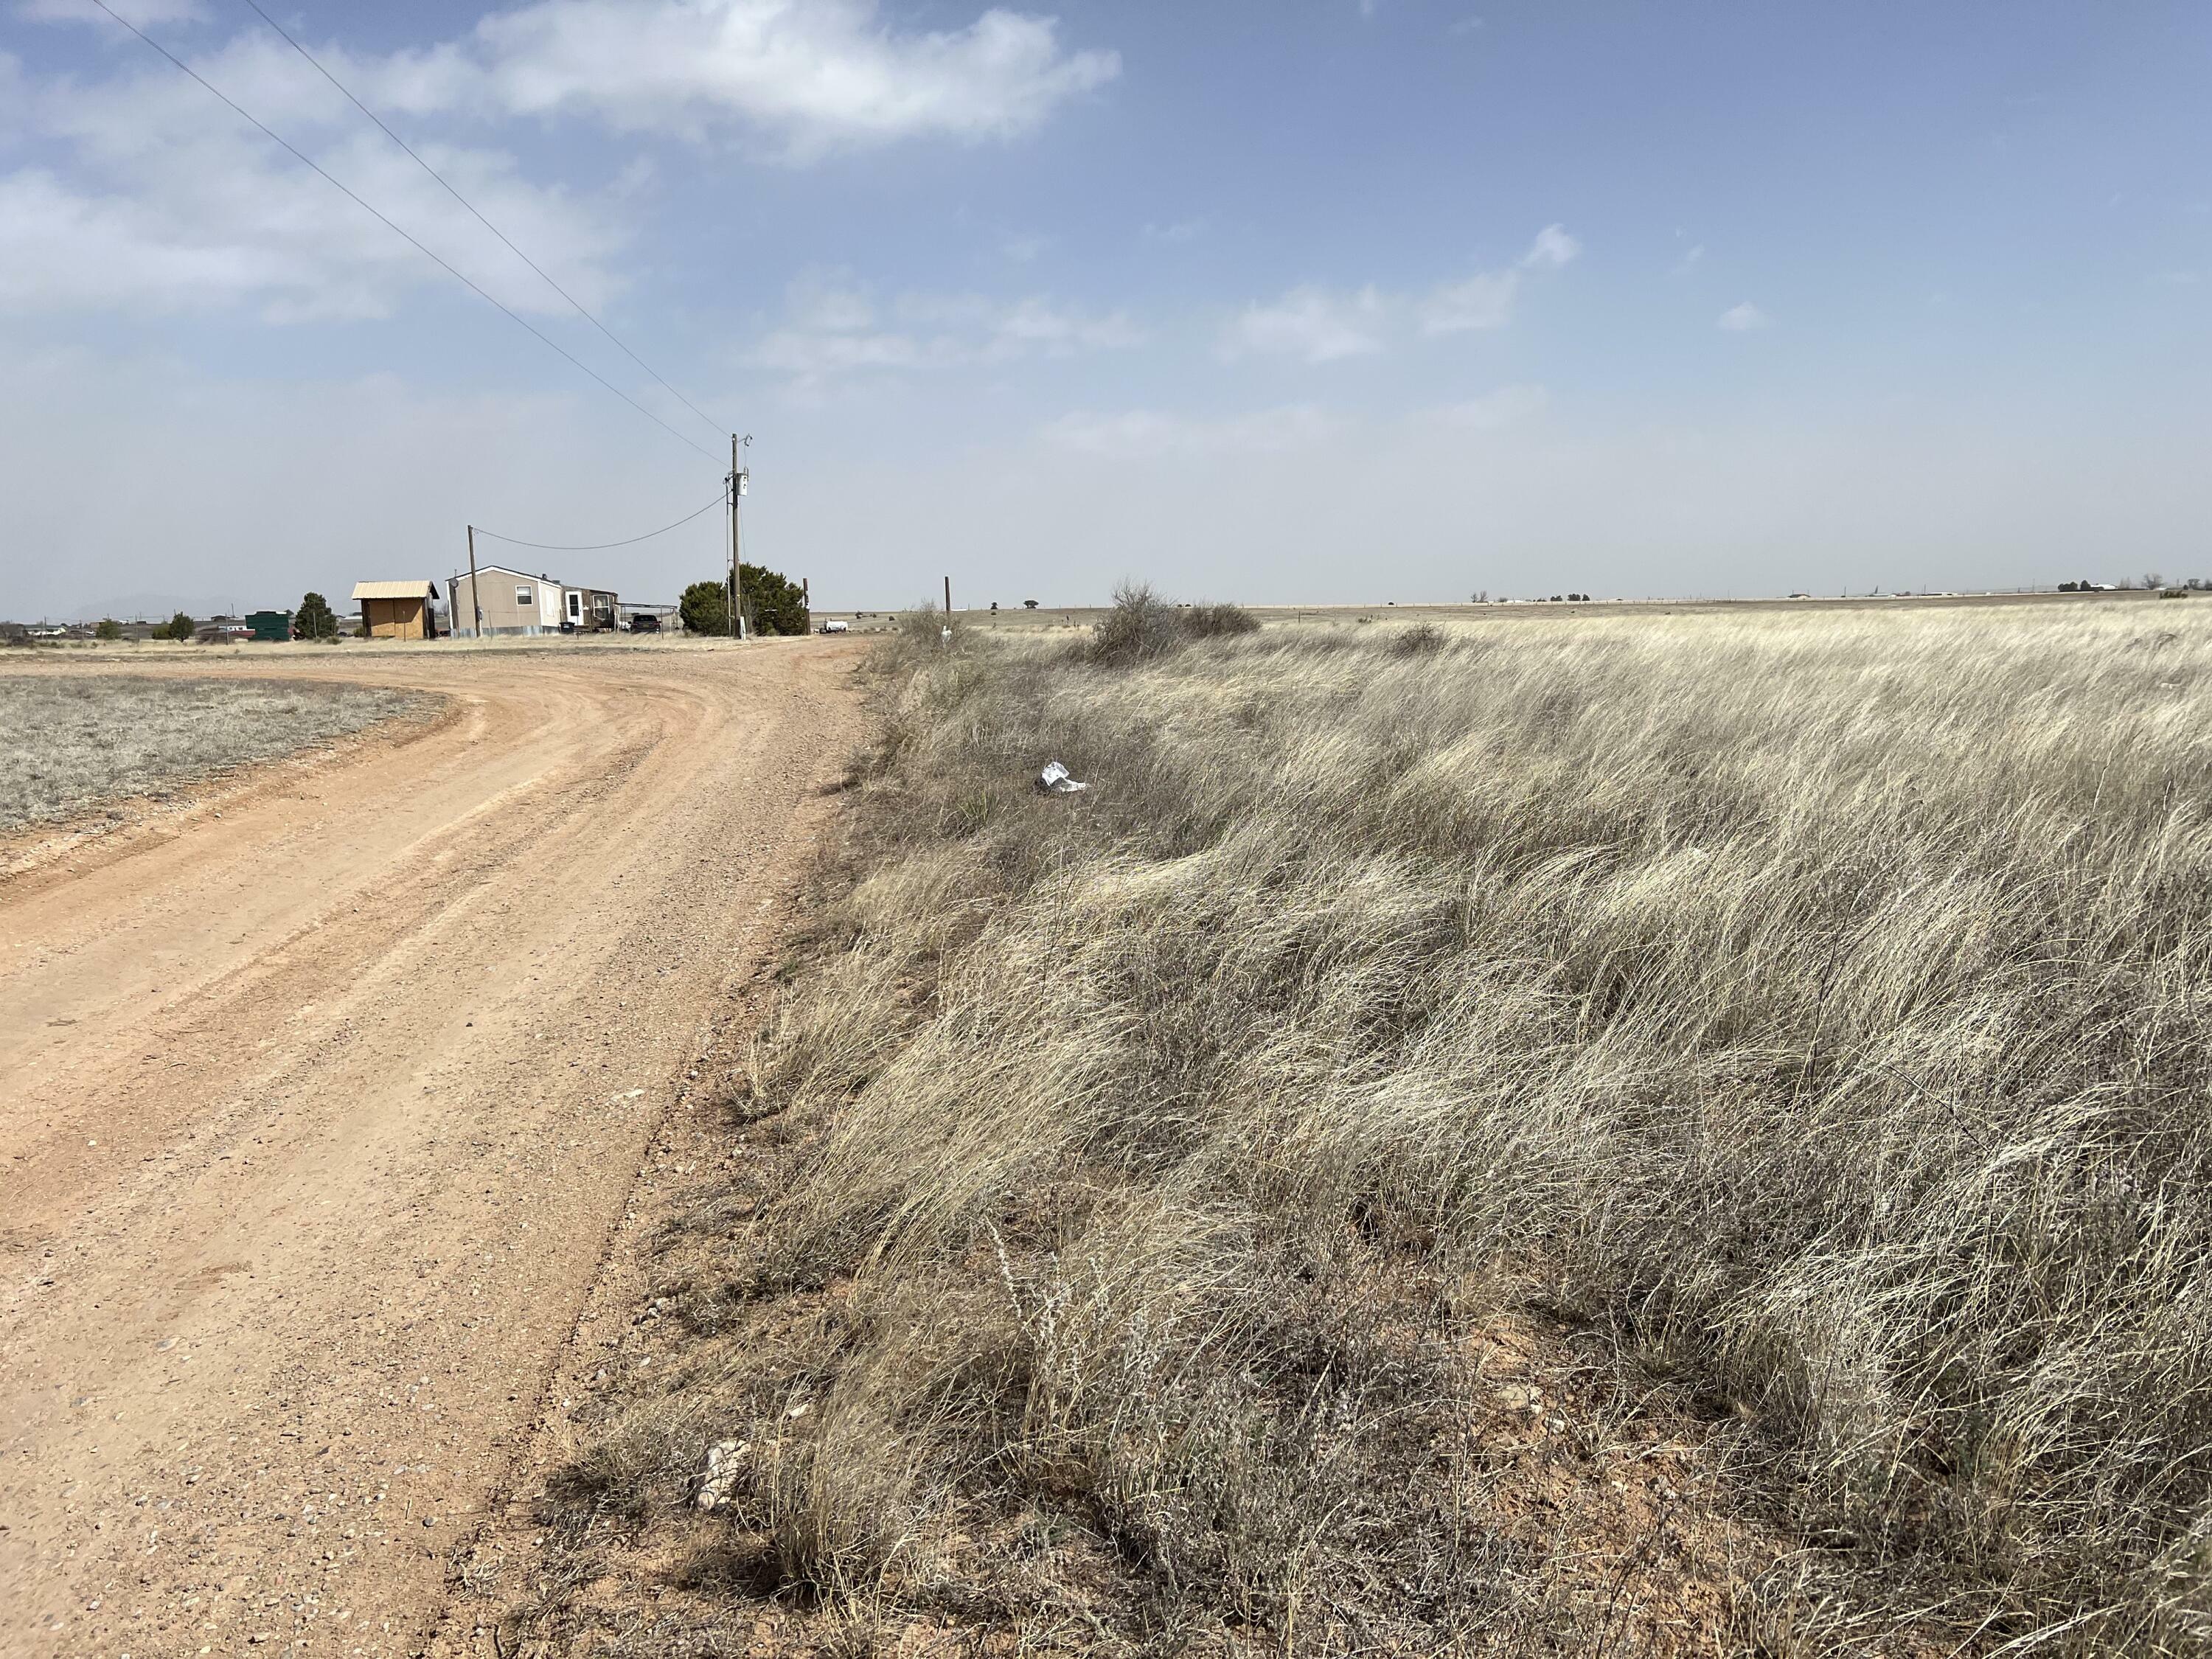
[510,594,2212,1655]
[0,673,431,832]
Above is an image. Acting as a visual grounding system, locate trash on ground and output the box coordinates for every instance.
[694,1439,751,1512]
[1037,761,1088,795]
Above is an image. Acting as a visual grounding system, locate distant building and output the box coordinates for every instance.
[351,580,439,641]
[448,566,561,637]
[446,566,619,635]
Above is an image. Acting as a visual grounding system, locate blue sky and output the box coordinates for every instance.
[1,0,2207,619]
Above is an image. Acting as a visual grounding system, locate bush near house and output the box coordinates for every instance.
[679,580,730,636]
[161,612,195,641]
[94,619,122,641]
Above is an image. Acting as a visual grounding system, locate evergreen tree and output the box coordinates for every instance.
[681,567,809,636]
[740,562,809,636]
[295,591,339,641]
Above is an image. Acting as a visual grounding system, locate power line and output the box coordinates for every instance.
[472,487,729,552]
[237,0,729,445]
[86,0,720,465]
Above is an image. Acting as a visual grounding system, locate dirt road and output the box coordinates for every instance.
[0,641,863,1655]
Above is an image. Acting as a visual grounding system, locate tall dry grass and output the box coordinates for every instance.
[622,600,2212,1652]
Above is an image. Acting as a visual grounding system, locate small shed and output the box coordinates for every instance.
[246,609,291,642]
[352,580,439,641]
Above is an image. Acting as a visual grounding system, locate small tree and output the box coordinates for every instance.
[679,580,729,636]
[295,591,338,641]
[94,617,122,641]
[163,611,195,641]
[1023,599,1039,609]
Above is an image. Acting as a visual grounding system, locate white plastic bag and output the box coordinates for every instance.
[1037,760,1088,795]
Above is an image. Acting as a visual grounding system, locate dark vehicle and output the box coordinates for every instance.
[628,613,661,633]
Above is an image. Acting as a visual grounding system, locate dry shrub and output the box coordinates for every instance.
[1180,600,1262,639]
[609,603,2212,1653]
[1083,583,1260,666]
[1082,580,1185,666]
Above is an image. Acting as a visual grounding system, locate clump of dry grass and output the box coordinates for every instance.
[0,673,432,831]
[554,603,2212,1655]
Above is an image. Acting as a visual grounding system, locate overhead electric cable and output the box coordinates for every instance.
[236,0,729,445]
[472,488,730,552]
[86,0,719,465]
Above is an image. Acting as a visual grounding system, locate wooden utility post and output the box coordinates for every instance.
[465,524,484,641]
[728,433,751,640]
[944,575,951,616]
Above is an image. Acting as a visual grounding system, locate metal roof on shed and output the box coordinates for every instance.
[351,580,438,600]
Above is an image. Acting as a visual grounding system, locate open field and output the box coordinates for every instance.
[498,599,2212,1655]
[0,641,862,1655]
[811,585,2172,636]
[0,675,434,833]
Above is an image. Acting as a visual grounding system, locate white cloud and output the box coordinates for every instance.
[1419,270,1517,335]
[19,0,208,24]
[20,2,1119,174]
[439,0,1120,156]
[1672,243,1705,275]
[1520,223,1579,268]
[0,1,1118,326]
[0,21,643,324]
[1235,224,1576,358]
[1224,285,1388,362]
[1717,301,1772,331]
[0,126,630,320]
[751,276,1142,383]
[1043,404,1335,459]
[1143,218,1206,243]
[1411,384,1548,430]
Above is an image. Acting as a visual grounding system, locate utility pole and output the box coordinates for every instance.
[728,434,751,640]
[465,524,484,641]
[944,575,951,616]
